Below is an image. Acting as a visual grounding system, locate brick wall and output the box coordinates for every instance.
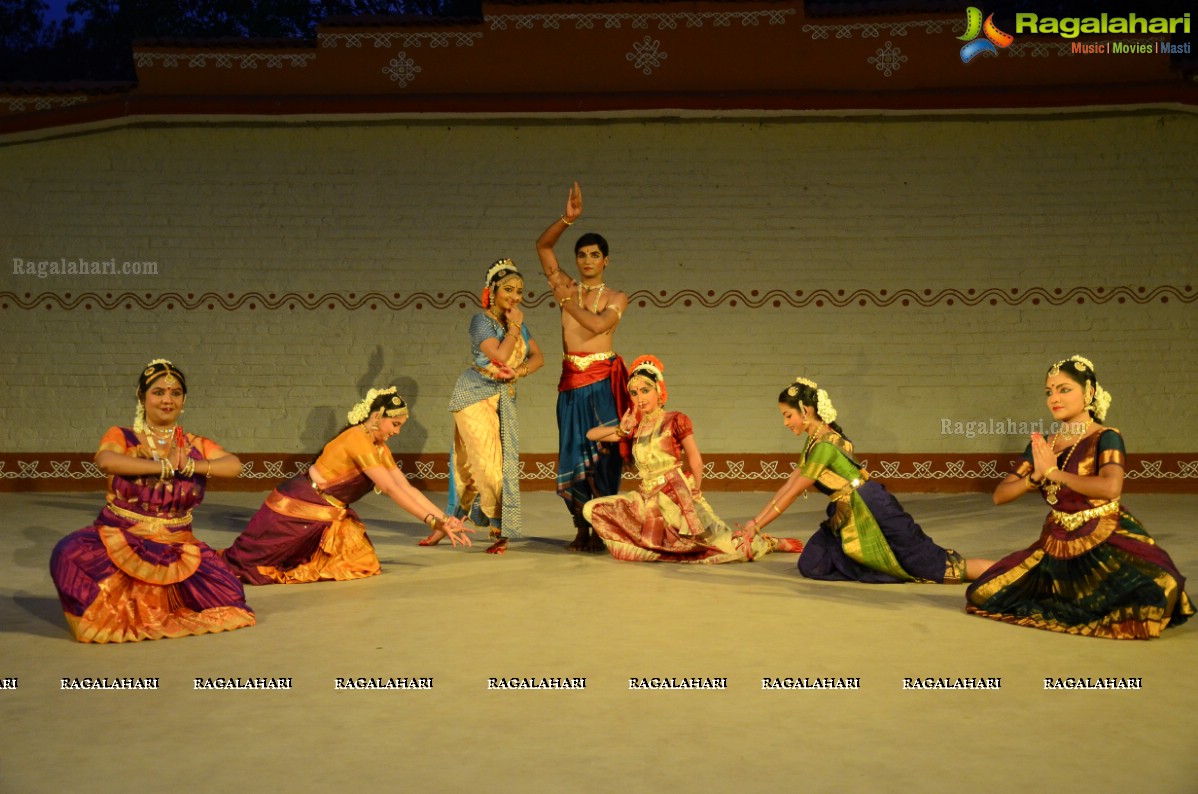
[1,113,1195,488]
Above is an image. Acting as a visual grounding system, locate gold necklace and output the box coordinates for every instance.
[637,407,664,434]
[579,282,605,312]
[145,424,176,447]
[1042,421,1091,505]
[802,423,825,461]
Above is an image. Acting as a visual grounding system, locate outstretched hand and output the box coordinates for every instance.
[443,517,476,548]
[732,521,758,561]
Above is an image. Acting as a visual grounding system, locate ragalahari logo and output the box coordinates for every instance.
[959,7,1015,62]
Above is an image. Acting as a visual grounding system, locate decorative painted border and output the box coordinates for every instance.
[3,285,1192,312]
[489,9,796,31]
[803,18,1164,53]
[319,31,482,48]
[1,95,89,113]
[5,453,1195,493]
[803,19,952,39]
[132,53,316,69]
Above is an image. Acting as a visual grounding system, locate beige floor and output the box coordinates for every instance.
[2,489,1196,794]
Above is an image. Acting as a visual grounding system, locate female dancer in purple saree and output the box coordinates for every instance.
[967,355,1193,638]
[49,359,255,643]
[222,388,471,584]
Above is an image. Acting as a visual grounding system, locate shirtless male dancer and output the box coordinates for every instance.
[536,182,630,551]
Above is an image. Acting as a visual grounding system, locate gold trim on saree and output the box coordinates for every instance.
[266,489,347,522]
[98,505,201,585]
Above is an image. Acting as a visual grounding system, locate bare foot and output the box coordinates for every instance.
[418,529,447,546]
[486,537,508,555]
[774,537,804,553]
[586,531,607,553]
[566,527,590,552]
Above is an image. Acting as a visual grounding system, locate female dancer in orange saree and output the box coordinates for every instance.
[583,355,802,563]
[49,359,255,642]
[222,388,471,585]
[966,355,1192,638]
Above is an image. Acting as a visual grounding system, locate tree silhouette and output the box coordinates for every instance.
[1,0,482,82]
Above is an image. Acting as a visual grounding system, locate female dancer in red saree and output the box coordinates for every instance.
[222,388,471,585]
[582,355,802,563]
[50,359,256,643]
[966,355,1193,638]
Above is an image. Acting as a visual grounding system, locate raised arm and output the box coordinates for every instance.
[536,181,583,293]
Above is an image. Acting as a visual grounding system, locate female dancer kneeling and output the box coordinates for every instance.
[743,377,993,584]
[966,355,1192,638]
[582,355,802,563]
[223,388,471,585]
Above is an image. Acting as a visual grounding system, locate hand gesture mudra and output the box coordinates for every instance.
[563,181,583,223]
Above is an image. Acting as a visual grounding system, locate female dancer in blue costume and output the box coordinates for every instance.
[429,259,544,554]
[742,377,993,584]
[966,355,1193,638]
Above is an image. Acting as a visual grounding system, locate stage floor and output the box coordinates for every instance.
[3,490,1196,794]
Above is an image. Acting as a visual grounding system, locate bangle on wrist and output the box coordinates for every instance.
[1044,466,1060,481]
[770,501,783,516]
[560,215,574,226]
[560,294,574,306]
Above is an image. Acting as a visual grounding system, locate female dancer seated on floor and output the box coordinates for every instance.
[436,259,544,555]
[222,388,472,585]
[741,377,993,584]
[50,358,256,642]
[581,355,802,563]
[966,355,1193,638]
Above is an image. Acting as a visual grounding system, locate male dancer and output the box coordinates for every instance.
[536,182,629,551]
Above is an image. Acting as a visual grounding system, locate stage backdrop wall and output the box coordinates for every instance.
[2,112,1195,491]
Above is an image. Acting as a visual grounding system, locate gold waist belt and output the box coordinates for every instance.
[309,474,348,509]
[640,466,682,492]
[829,470,870,502]
[563,351,614,369]
[105,502,193,529]
[1051,499,1120,532]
